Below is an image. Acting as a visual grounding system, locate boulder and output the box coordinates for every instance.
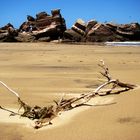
[36,12,49,20]
[19,9,66,41]
[71,19,86,36]
[0,23,14,30]
[63,19,86,42]
[85,20,98,34]
[116,23,140,40]
[63,18,140,42]
[106,22,118,32]
[0,24,18,42]
[86,23,116,42]
[51,9,61,17]
[15,33,36,42]
[38,37,51,42]
[19,22,31,32]
[63,29,83,42]
[27,15,35,21]
[0,32,9,42]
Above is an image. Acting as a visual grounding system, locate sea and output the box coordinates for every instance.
[105,42,140,46]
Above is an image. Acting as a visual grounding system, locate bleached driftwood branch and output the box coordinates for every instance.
[95,60,136,95]
[0,81,19,98]
[0,61,136,129]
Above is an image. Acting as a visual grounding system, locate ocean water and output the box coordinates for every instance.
[105,42,140,46]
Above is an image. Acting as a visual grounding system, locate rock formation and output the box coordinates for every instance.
[0,10,140,42]
[0,23,18,42]
[63,19,140,42]
[0,9,66,42]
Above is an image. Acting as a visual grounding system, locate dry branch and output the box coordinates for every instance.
[0,81,20,98]
[0,61,136,129]
[0,106,20,116]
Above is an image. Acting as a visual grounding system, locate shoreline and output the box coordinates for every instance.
[1,41,140,47]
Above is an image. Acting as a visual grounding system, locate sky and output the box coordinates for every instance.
[0,0,140,28]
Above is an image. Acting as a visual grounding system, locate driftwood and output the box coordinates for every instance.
[0,61,136,129]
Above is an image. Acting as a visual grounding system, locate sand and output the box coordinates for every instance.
[0,43,140,140]
[0,96,115,129]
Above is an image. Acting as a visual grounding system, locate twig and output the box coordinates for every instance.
[0,81,20,98]
[0,106,20,116]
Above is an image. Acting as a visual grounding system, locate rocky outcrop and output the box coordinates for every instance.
[116,23,140,40]
[63,19,140,42]
[0,9,66,42]
[63,19,86,42]
[0,11,140,42]
[0,23,18,42]
[19,9,66,41]
[15,33,36,42]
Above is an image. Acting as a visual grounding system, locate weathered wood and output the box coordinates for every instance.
[0,106,20,116]
[0,61,136,129]
[0,81,20,98]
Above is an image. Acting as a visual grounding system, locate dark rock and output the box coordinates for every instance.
[63,29,83,42]
[0,33,17,42]
[18,9,66,42]
[32,25,63,40]
[0,32,9,42]
[86,23,115,42]
[27,15,35,21]
[19,22,31,32]
[63,18,140,42]
[36,12,49,20]
[8,27,18,36]
[87,23,113,36]
[15,33,36,42]
[106,22,118,32]
[71,19,86,36]
[0,24,18,42]
[63,19,86,42]
[0,23,14,30]
[85,20,98,34]
[51,9,61,17]
[1,10,140,42]
[86,23,129,42]
[38,37,51,42]
[116,23,140,40]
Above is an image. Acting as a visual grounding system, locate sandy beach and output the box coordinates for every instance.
[0,43,140,140]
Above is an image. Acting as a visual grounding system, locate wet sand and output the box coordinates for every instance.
[0,43,140,140]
